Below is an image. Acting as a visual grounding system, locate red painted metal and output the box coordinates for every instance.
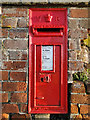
[29,8,67,114]
[45,14,53,22]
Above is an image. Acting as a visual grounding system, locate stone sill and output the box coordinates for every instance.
[0,0,89,5]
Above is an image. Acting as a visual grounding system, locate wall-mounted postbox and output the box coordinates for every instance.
[29,8,67,114]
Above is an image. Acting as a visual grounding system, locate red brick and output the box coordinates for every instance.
[0,28,8,38]
[2,18,18,28]
[2,93,8,102]
[11,93,27,103]
[17,18,28,28]
[0,13,2,19]
[71,104,78,114]
[2,61,26,70]
[21,51,27,60]
[0,82,2,91]
[2,104,19,113]
[87,83,90,94]
[11,114,31,119]
[2,8,27,17]
[72,114,82,119]
[70,8,88,18]
[69,61,84,71]
[71,81,86,93]
[80,105,88,114]
[0,93,2,102]
[9,51,27,60]
[3,39,28,50]
[0,114,1,120]
[21,104,27,113]
[11,114,26,119]
[82,115,89,120]
[71,94,88,104]
[2,113,9,120]
[0,71,8,80]
[25,114,32,119]
[9,29,28,38]
[3,82,27,91]
[0,14,2,19]
[10,72,26,81]
[88,95,90,104]
[2,61,12,70]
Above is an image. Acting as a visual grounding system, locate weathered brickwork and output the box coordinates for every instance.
[70,81,89,119]
[2,82,27,91]
[68,8,89,84]
[0,3,89,120]
[0,6,29,120]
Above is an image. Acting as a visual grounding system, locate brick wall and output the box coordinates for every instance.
[0,4,89,120]
[0,7,29,120]
[68,8,89,84]
[68,8,89,119]
[70,81,89,119]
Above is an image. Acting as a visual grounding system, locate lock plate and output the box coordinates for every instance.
[40,74,51,83]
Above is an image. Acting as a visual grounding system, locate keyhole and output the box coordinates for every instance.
[41,78,43,82]
[46,76,48,81]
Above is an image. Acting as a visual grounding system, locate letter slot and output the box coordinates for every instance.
[32,27,64,36]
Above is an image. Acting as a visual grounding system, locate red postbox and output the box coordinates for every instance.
[29,8,67,114]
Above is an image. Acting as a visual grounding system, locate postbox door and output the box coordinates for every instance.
[36,45,61,106]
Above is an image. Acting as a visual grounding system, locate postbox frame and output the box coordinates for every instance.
[28,8,68,114]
